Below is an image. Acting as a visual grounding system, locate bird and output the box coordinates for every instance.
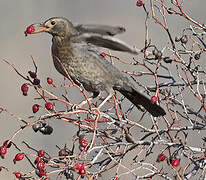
[27,17,166,117]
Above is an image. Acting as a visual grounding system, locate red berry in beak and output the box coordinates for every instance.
[136,0,143,7]
[25,25,35,35]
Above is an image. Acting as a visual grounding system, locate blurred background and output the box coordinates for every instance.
[0,0,206,179]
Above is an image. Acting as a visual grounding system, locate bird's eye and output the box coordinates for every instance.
[51,21,56,25]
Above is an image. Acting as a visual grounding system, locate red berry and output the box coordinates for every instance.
[80,139,88,148]
[37,162,45,171]
[26,25,35,34]
[28,71,37,79]
[79,168,86,175]
[39,170,47,176]
[14,153,24,161]
[45,102,53,110]
[47,77,53,84]
[32,104,39,113]
[35,156,43,164]
[43,177,50,180]
[38,150,45,157]
[100,52,106,59]
[151,96,158,103]
[3,140,12,148]
[171,159,180,167]
[157,153,166,162]
[21,83,29,96]
[136,0,143,6]
[0,146,7,155]
[75,163,84,170]
[14,172,22,179]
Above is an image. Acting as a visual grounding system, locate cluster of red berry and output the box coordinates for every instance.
[34,150,49,179]
[157,153,180,167]
[0,140,12,158]
[75,163,86,176]
[20,71,55,136]
[18,67,90,178]
[14,150,49,179]
[11,152,25,179]
[0,140,27,179]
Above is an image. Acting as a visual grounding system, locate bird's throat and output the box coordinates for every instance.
[52,36,74,60]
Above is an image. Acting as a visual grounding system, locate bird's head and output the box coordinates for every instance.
[25,17,77,37]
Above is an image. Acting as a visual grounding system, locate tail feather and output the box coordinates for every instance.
[118,88,166,117]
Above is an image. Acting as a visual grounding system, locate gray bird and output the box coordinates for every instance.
[27,17,166,117]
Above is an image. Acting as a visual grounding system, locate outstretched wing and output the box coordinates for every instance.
[75,24,125,36]
[71,33,140,54]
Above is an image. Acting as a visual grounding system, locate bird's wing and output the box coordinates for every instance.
[71,33,140,55]
[75,24,125,36]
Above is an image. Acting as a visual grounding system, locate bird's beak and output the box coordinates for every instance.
[32,24,50,33]
[25,23,50,36]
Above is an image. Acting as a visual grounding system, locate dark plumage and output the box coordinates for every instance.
[29,17,166,117]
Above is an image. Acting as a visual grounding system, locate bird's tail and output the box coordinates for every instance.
[118,87,166,117]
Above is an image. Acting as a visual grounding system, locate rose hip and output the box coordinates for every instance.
[25,25,35,35]
[80,139,88,148]
[14,172,22,179]
[32,104,39,113]
[47,77,53,84]
[0,146,7,156]
[45,102,53,110]
[13,153,24,164]
[38,150,45,157]
[151,96,158,103]
[21,83,29,96]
